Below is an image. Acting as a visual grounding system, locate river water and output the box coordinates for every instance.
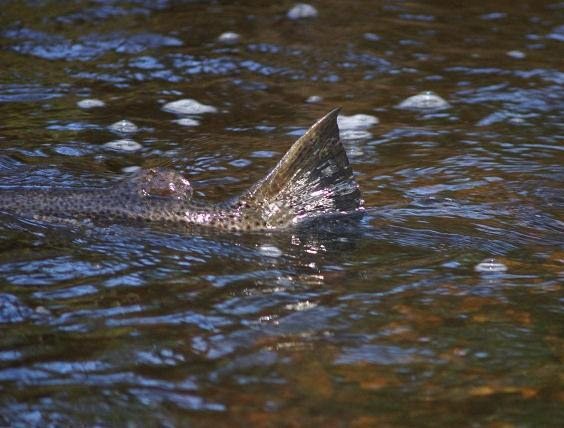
[0,1,563,426]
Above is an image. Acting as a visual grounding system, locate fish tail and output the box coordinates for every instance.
[240,108,363,228]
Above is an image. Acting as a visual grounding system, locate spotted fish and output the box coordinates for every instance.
[0,108,363,231]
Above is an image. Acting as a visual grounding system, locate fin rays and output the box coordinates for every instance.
[240,108,363,228]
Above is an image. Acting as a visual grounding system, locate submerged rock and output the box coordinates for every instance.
[287,3,319,20]
[396,91,450,110]
[77,98,105,109]
[108,120,139,134]
[104,139,142,152]
[162,99,218,115]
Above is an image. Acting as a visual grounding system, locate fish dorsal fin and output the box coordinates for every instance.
[240,108,363,228]
[116,168,193,200]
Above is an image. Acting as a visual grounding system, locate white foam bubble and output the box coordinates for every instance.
[108,120,139,134]
[474,258,508,273]
[364,32,381,42]
[337,114,379,130]
[218,31,241,44]
[285,301,317,311]
[77,98,105,109]
[104,139,142,152]
[305,95,323,103]
[122,165,141,173]
[507,50,526,59]
[287,3,318,20]
[396,91,450,110]
[173,117,200,127]
[258,244,283,258]
[162,99,218,115]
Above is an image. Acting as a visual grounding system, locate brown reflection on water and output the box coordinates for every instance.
[0,0,563,426]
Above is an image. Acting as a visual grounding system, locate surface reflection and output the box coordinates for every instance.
[1,0,563,426]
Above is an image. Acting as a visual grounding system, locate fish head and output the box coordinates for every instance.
[121,167,193,200]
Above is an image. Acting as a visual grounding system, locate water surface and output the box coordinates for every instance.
[0,0,563,426]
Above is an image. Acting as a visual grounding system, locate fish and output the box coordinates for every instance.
[0,108,363,231]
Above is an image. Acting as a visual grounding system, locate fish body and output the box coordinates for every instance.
[0,109,363,231]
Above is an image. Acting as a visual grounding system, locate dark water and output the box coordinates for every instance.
[1,0,563,426]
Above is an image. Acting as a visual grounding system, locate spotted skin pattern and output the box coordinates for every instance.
[0,109,363,231]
